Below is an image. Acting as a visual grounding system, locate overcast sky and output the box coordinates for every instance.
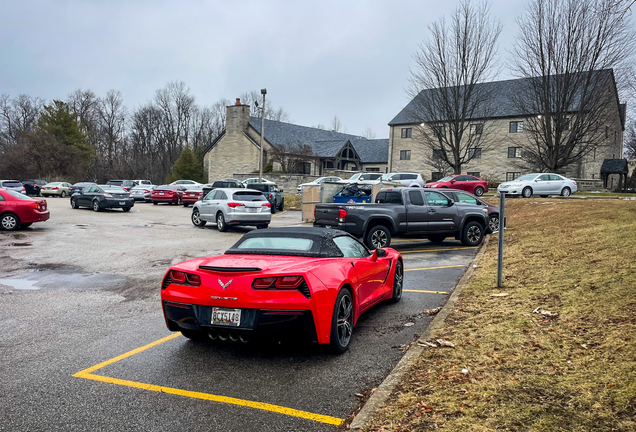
[1,0,525,138]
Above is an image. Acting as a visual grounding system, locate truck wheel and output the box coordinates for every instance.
[365,225,391,249]
[427,234,446,243]
[461,221,484,246]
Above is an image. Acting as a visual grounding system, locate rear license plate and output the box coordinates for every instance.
[159,192,164,195]
[211,308,241,326]
[247,207,257,213]
[119,201,125,205]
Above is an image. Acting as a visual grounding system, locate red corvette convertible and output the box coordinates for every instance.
[161,227,403,353]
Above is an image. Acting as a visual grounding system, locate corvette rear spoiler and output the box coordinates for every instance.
[198,266,262,272]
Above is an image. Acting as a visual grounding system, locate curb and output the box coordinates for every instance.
[349,235,492,431]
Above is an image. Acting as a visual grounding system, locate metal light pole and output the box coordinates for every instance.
[259,88,267,183]
[497,193,506,287]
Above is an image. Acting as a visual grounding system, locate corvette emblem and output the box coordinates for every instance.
[218,279,232,290]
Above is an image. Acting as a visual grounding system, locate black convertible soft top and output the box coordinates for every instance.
[225,227,356,258]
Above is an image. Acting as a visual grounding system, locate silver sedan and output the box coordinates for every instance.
[190,188,272,231]
[497,173,578,198]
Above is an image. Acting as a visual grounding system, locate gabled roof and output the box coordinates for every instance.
[350,139,390,163]
[600,159,628,174]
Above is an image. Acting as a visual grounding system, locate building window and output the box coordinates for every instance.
[431,172,443,181]
[470,124,483,135]
[508,147,522,158]
[400,150,411,160]
[367,167,380,172]
[506,172,521,181]
[433,125,446,139]
[564,117,570,131]
[467,171,480,177]
[432,149,444,160]
[401,128,412,138]
[509,121,524,133]
[469,148,481,159]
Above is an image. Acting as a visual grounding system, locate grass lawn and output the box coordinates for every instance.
[573,192,636,198]
[367,199,636,431]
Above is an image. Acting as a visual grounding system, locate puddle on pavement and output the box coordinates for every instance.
[9,242,32,247]
[0,269,128,291]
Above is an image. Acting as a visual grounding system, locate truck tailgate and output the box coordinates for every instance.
[314,204,344,226]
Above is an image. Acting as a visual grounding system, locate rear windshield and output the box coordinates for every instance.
[107,180,123,185]
[4,190,34,200]
[155,186,175,191]
[73,183,94,187]
[2,181,22,187]
[186,187,203,192]
[233,192,266,201]
[102,187,126,193]
[375,191,403,204]
[213,181,238,188]
[237,237,313,251]
[247,184,269,192]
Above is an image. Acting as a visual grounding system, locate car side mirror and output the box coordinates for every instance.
[280,189,284,193]
[534,179,539,182]
[450,179,456,183]
[198,196,203,201]
[447,199,454,206]
[373,249,387,260]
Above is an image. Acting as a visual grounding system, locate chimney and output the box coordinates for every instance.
[226,98,250,135]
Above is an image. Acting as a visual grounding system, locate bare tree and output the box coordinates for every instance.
[361,127,376,139]
[625,120,636,159]
[331,115,346,133]
[270,142,316,173]
[239,91,290,121]
[96,90,127,178]
[0,94,44,150]
[511,0,635,172]
[408,0,502,174]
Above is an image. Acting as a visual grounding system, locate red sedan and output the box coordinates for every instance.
[0,188,50,230]
[161,227,403,353]
[151,185,187,205]
[181,186,204,207]
[425,174,489,196]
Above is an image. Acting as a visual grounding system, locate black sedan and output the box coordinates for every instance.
[68,182,97,195]
[70,185,135,212]
[23,179,47,196]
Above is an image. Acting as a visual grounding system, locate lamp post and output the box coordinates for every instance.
[259,89,267,183]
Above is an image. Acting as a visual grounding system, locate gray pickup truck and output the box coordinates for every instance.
[314,187,489,249]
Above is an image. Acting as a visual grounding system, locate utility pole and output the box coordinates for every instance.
[259,88,267,183]
[497,193,506,287]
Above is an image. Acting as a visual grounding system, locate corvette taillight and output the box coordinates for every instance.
[253,277,276,289]
[253,276,305,290]
[171,270,186,284]
[338,209,347,223]
[169,270,201,286]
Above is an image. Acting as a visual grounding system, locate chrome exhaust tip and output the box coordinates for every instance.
[229,331,239,342]
[239,331,250,343]
[208,329,218,340]
[218,330,228,341]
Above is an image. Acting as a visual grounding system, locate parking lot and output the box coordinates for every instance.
[0,198,479,431]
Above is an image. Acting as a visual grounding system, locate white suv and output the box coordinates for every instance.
[379,172,425,187]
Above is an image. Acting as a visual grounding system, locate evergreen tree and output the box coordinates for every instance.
[37,100,93,162]
[167,146,205,183]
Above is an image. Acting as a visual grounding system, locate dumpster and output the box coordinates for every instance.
[333,183,373,204]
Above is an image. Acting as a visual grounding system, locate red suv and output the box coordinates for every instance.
[425,175,488,196]
[0,188,50,230]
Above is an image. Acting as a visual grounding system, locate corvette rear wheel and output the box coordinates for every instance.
[330,288,353,354]
[391,260,403,303]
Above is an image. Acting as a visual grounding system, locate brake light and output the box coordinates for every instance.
[262,202,271,208]
[104,193,112,197]
[170,270,186,284]
[253,277,276,289]
[186,274,201,286]
[227,202,245,208]
[144,189,150,193]
[53,187,59,190]
[268,194,272,200]
[338,209,347,223]
[253,276,306,291]
[275,276,303,289]
[573,181,577,185]
[27,203,39,209]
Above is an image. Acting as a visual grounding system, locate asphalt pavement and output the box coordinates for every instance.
[0,198,478,431]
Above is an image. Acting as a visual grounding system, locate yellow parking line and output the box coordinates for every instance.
[73,332,344,426]
[404,289,449,294]
[405,264,465,272]
[398,246,478,254]
[272,210,288,217]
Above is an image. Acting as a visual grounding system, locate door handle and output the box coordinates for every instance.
[428,209,436,213]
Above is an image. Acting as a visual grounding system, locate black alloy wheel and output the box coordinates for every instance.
[522,187,533,198]
[92,200,101,212]
[330,288,353,354]
[71,197,78,209]
[391,260,403,303]
[216,212,228,232]
[365,225,391,250]
[561,187,571,197]
[474,186,484,197]
[461,221,484,246]
[489,214,499,232]
[1,213,20,231]
[191,210,206,227]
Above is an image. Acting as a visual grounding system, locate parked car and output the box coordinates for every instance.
[41,182,72,198]
[314,187,489,249]
[181,186,204,207]
[190,188,271,232]
[130,185,157,202]
[134,179,153,186]
[0,188,49,230]
[436,188,502,233]
[425,174,489,196]
[0,180,26,194]
[346,172,383,183]
[170,180,202,187]
[22,179,47,196]
[70,185,134,212]
[242,177,275,186]
[68,182,97,195]
[202,179,246,197]
[246,183,284,213]
[151,185,188,205]
[161,227,403,352]
[377,172,425,187]
[497,173,578,198]
[297,176,343,193]
[106,180,138,192]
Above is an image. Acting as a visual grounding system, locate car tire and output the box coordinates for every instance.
[365,225,391,249]
[180,329,206,341]
[330,288,353,354]
[279,199,284,211]
[271,203,277,214]
[0,213,20,231]
[216,212,228,232]
[474,186,484,197]
[92,200,101,212]
[20,222,33,229]
[540,195,549,198]
[191,210,206,227]
[61,191,67,198]
[489,214,499,233]
[122,207,131,212]
[561,187,571,197]
[71,197,78,209]
[427,234,446,243]
[390,260,403,303]
[522,186,533,198]
[461,221,484,246]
